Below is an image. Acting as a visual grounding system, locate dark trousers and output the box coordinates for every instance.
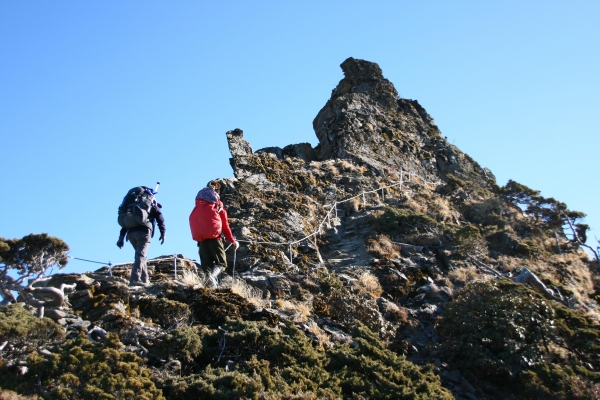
[198,239,227,274]
[128,229,151,284]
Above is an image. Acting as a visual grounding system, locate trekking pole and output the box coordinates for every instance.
[232,248,237,281]
[154,181,161,193]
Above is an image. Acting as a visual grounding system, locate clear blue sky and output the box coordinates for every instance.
[1,1,598,274]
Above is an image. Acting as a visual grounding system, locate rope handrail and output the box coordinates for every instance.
[72,254,184,280]
[236,170,441,264]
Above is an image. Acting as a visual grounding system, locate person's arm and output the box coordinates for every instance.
[117,227,127,248]
[154,204,166,244]
[218,205,236,244]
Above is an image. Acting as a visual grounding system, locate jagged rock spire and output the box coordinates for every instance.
[313,57,447,177]
[226,58,494,185]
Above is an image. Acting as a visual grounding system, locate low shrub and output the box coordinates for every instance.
[153,326,203,373]
[436,279,600,398]
[160,319,452,399]
[150,298,191,329]
[0,304,64,392]
[26,333,164,399]
[374,207,438,236]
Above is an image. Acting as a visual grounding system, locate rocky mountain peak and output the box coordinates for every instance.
[227,58,494,189]
[2,58,598,400]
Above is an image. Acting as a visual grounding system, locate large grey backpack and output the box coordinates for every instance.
[117,186,154,230]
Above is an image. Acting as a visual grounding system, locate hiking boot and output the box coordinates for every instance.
[209,266,222,279]
[208,266,222,287]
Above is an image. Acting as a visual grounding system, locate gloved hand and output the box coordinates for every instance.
[233,241,240,251]
[159,232,165,245]
[116,237,124,249]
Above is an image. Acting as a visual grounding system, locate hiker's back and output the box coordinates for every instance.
[189,199,222,241]
[118,186,154,230]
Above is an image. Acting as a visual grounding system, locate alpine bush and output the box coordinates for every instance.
[26,333,165,400]
[159,319,452,399]
[436,279,600,398]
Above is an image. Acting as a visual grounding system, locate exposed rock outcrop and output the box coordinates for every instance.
[312,57,494,184]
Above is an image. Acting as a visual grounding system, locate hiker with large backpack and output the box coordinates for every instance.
[189,180,239,286]
[116,184,166,287]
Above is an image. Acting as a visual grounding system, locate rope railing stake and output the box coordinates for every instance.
[174,254,177,279]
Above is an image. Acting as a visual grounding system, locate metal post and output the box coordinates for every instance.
[399,171,404,191]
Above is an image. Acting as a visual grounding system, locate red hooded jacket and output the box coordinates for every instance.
[189,199,235,243]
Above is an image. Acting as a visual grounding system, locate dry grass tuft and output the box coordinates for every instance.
[344,197,363,212]
[401,193,426,214]
[448,267,480,286]
[334,160,355,172]
[178,269,203,287]
[0,390,40,400]
[322,163,340,176]
[430,197,460,223]
[231,278,266,307]
[366,234,401,260]
[354,271,383,298]
[275,299,312,322]
[306,320,332,348]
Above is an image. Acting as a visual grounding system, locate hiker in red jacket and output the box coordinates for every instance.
[189,180,239,286]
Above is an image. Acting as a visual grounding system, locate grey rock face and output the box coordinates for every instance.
[311,57,490,184]
[226,128,253,157]
[227,128,256,179]
[283,143,317,163]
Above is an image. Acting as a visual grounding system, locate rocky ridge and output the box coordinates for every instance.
[1,58,599,400]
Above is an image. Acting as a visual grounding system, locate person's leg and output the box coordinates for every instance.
[198,241,215,275]
[204,239,227,270]
[198,239,227,284]
[129,230,151,285]
[204,239,227,278]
